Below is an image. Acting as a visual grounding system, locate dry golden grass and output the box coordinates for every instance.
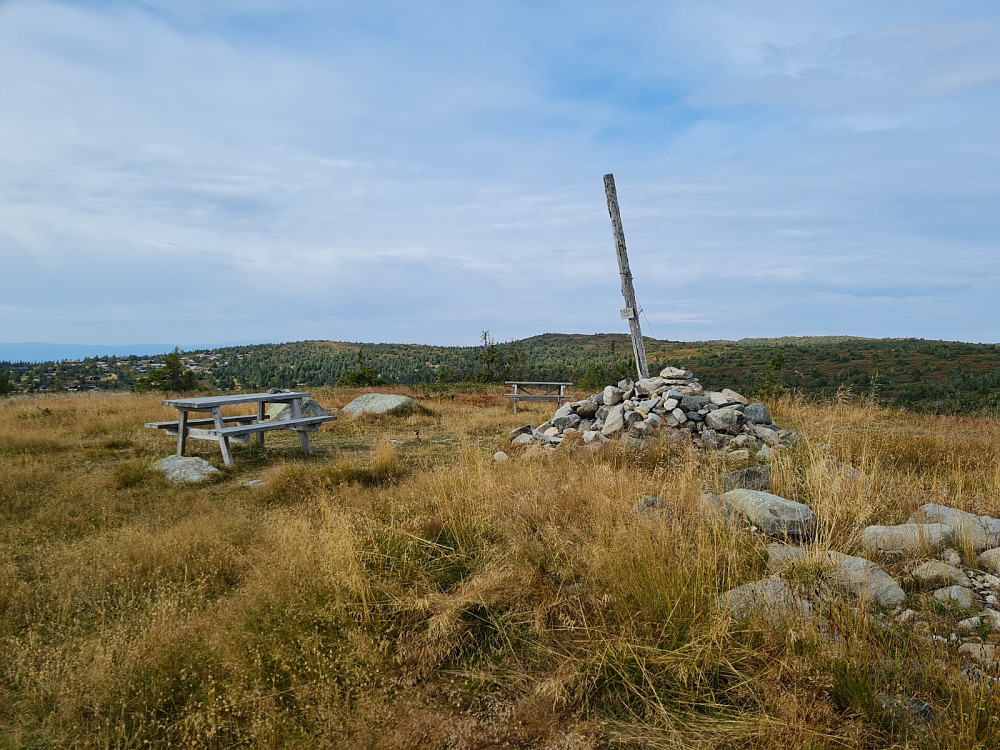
[0,389,999,748]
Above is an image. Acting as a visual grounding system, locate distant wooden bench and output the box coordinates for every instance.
[145,392,336,466]
[505,381,574,414]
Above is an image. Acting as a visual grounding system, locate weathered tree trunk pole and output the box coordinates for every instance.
[604,173,649,379]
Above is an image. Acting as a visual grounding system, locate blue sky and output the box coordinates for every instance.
[1,0,998,348]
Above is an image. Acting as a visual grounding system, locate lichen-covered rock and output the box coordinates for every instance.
[722,489,816,541]
[601,404,625,437]
[341,393,417,416]
[908,503,1000,553]
[860,523,952,556]
[267,397,331,430]
[911,560,972,589]
[152,455,220,484]
[705,408,741,433]
[933,585,977,610]
[977,547,1000,575]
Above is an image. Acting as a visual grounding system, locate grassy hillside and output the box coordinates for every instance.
[1,390,1000,747]
[3,334,999,415]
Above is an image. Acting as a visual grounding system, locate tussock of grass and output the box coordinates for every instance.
[0,390,999,746]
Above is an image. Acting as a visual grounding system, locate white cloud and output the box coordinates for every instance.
[0,0,998,346]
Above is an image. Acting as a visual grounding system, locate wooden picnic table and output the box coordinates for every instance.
[504,381,575,413]
[145,392,336,466]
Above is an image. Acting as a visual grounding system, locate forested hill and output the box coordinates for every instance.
[3,334,999,414]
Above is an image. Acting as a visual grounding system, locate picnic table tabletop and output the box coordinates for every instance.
[161,392,311,410]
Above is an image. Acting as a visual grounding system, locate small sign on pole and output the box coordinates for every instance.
[604,173,649,379]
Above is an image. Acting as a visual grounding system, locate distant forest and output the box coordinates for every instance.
[3,333,999,415]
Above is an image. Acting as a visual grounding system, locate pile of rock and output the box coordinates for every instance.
[508,366,800,455]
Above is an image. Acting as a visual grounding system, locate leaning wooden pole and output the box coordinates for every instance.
[604,173,649,379]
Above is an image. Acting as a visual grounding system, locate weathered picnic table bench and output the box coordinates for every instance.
[145,392,336,466]
[504,381,575,414]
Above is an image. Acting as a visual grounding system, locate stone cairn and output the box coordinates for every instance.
[508,365,800,456]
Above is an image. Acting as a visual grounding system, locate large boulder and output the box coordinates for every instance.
[267,397,331,430]
[860,523,952,557]
[153,455,220,484]
[907,503,1000,553]
[341,393,417,416]
[722,489,816,541]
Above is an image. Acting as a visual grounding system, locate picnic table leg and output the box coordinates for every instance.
[290,399,313,456]
[513,383,518,414]
[256,401,266,446]
[176,410,188,456]
[212,407,234,466]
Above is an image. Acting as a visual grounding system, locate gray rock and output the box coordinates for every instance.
[582,430,602,444]
[976,548,1000,575]
[574,400,599,418]
[577,419,595,433]
[551,402,575,420]
[860,523,952,556]
[595,405,611,421]
[603,386,624,406]
[266,397,332,430]
[701,429,724,450]
[617,378,634,391]
[552,413,581,431]
[911,560,972,589]
[637,378,666,392]
[637,398,660,412]
[908,503,1000,553]
[624,410,643,426]
[659,366,693,380]
[602,404,625,437]
[705,408,741,434]
[709,465,772,493]
[340,393,417,416]
[722,489,816,541]
[721,388,749,405]
[753,425,782,446]
[942,548,963,566]
[680,395,709,411]
[933,585,977,610]
[716,576,813,620]
[244,478,264,486]
[511,433,535,446]
[766,545,905,608]
[509,424,534,441]
[959,642,998,665]
[726,449,750,461]
[493,451,509,462]
[743,402,772,424]
[152,455,220,484]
